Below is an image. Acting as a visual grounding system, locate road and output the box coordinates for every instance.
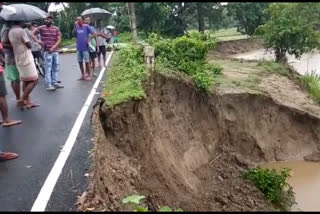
[0,52,110,211]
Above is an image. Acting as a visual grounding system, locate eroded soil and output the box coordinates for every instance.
[77,39,320,212]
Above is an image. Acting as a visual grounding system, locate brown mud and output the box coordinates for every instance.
[76,39,320,211]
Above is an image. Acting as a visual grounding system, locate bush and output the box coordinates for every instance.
[118,32,133,43]
[104,45,148,106]
[147,32,222,92]
[244,167,295,210]
[300,70,320,103]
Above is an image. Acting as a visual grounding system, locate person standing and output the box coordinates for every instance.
[0,2,20,161]
[26,22,44,72]
[84,17,98,76]
[9,21,39,109]
[95,20,110,68]
[73,16,96,81]
[32,15,63,91]
[1,21,21,103]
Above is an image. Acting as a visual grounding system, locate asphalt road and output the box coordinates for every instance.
[0,52,110,211]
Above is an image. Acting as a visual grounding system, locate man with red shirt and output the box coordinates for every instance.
[32,15,63,91]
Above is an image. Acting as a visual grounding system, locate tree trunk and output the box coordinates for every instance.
[275,48,287,63]
[197,3,205,33]
[128,2,138,42]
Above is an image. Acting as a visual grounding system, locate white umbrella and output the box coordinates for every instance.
[106,25,115,30]
[81,8,112,22]
[0,4,48,21]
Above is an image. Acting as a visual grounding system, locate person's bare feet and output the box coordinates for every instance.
[85,76,92,81]
[0,152,19,161]
[16,99,26,110]
[2,119,22,127]
[78,76,86,81]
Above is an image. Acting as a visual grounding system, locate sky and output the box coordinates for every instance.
[48,2,229,12]
[48,3,65,12]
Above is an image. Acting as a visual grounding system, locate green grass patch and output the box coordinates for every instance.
[104,44,149,106]
[257,60,290,77]
[244,167,295,211]
[300,70,320,103]
[60,38,76,48]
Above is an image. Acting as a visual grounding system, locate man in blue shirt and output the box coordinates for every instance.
[73,17,96,81]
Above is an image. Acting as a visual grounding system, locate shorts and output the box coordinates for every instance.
[5,65,20,82]
[89,51,97,59]
[97,45,106,57]
[0,73,7,96]
[77,51,90,63]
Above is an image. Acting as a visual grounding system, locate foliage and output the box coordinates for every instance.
[300,70,320,103]
[227,3,270,36]
[122,195,183,212]
[60,38,76,48]
[244,167,295,210]
[257,3,320,62]
[147,32,222,92]
[118,32,132,43]
[104,44,148,106]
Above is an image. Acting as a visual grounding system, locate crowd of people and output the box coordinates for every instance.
[0,2,117,161]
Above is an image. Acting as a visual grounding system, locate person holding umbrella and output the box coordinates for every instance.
[0,2,21,161]
[1,20,21,103]
[9,20,40,109]
[95,19,110,68]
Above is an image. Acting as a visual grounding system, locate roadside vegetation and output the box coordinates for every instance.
[147,32,222,92]
[301,70,320,103]
[104,44,148,106]
[244,167,295,211]
[122,195,184,212]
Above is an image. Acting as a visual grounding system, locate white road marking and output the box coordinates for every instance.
[31,51,113,212]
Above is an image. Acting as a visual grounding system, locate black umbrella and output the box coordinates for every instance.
[0,4,48,21]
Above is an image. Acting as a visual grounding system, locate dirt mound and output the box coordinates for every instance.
[210,38,263,57]
[78,73,320,211]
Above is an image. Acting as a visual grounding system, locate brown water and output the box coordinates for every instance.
[261,160,320,211]
[231,49,320,76]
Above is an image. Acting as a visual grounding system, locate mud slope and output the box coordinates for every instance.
[81,73,320,212]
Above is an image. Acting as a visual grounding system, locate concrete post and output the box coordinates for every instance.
[144,45,155,86]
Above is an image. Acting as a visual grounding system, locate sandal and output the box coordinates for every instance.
[2,119,22,127]
[26,103,40,109]
[0,152,19,161]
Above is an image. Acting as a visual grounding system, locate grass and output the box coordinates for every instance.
[60,38,76,48]
[104,44,149,106]
[300,70,320,103]
[208,57,292,92]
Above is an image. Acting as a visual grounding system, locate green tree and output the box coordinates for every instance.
[227,2,270,35]
[257,3,320,62]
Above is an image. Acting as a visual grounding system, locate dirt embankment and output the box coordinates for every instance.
[78,72,320,212]
[210,38,263,57]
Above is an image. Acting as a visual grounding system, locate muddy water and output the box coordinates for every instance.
[261,161,320,211]
[231,49,320,76]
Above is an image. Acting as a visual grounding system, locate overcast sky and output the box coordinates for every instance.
[48,3,65,12]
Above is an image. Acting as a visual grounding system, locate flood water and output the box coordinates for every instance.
[231,49,320,76]
[261,160,320,211]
